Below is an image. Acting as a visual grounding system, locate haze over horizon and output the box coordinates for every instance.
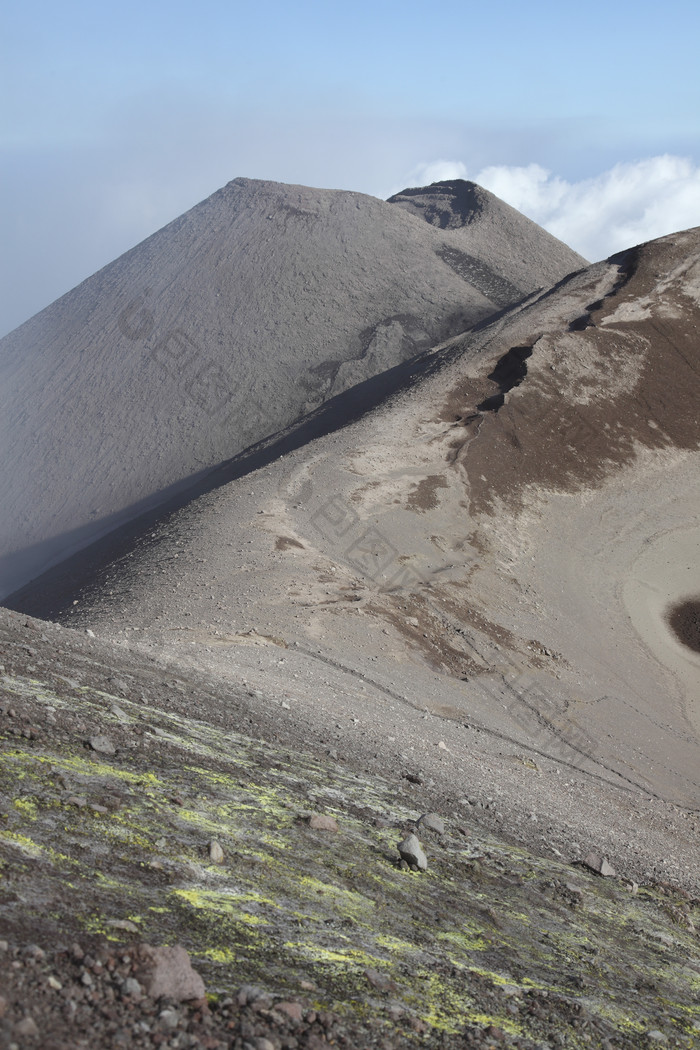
[2,0,699,337]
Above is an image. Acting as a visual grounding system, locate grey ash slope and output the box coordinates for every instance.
[18,228,700,888]
[0,177,586,599]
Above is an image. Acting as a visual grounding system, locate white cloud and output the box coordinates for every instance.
[395,155,700,262]
[473,156,700,262]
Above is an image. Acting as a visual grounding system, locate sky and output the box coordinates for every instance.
[1,0,699,337]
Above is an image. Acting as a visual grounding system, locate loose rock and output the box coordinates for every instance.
[132,943,205,1002]
[88,735,116,756]
[398,833,428,871]
[14,1015,40,1038]
[158,1009,180,1029]
[123,977,142,998]
[417,812,445,835]
[581,853,616,877]
[105,919,139,933]
[308,814,338,832]
[275,1000,303,1022]
[365,968,397,992]
[209,839,225,863]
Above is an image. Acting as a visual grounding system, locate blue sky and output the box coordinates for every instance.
[1,0,699,335]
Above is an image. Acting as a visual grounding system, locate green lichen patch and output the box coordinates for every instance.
[1,665,699,1047]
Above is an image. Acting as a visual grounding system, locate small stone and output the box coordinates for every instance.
[132,943,205,1001]
[14,1015,39,1038]
[581,852,616,877]
[209,840,225,864]
[0,996,7,1018]
[66,795,87,807]
[646,1032,668,1044]
[397,833,428,871]
[23,944,45,961]
[649,930,674,947]
[88,735,116,755]
[308,814,338,832]
[48,975,62,990]
[158,1009,180,1029]
[275,1000,303,1023]
[110,704,130,721]
[105,919,139,933]
[365,968,396,992]
[0,940,8,952]
[85,629,96,638]
[123,977,143,998]
[253,1040,276,1050]
[437,740,448,751]
[417,812,445,835]
[565,882,584,900]
[237,984,266,1006]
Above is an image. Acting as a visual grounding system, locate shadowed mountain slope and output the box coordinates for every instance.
[0,177,586,599]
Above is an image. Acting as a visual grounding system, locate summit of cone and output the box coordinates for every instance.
[389,178,586,293]
[0,176,586,598]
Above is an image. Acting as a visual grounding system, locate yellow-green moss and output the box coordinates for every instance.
[172,887,272,927]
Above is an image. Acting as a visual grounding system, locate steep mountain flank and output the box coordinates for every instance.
[0,178,585,598]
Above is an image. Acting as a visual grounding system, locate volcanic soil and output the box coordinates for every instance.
[2,195,699,1049]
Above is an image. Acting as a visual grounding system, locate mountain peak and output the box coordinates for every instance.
[0,176,586,599]
[388,178,490,228]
